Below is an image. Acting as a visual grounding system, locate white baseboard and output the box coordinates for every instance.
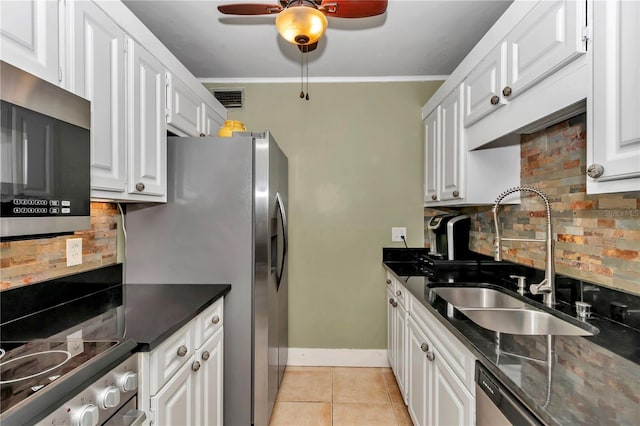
[287,348,390,367]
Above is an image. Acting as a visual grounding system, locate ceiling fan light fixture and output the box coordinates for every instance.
[275,4,328,45]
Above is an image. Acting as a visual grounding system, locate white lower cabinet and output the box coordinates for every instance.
[140,297,224,426]
[386,275,475,426]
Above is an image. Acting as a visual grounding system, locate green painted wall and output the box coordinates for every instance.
[205,81,442,349]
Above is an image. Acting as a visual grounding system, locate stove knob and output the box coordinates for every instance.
[73,403,99,426]
[118,371,138,392]
[99,385,121,409]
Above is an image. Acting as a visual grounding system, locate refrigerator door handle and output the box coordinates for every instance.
[275,192,287,289]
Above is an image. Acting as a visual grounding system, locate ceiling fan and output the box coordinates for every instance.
[218,1,388,49]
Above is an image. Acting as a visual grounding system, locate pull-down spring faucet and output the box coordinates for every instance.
[493,186,556,307]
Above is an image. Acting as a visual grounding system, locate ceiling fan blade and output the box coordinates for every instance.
[320,0,388,18]
[217,3,283,15]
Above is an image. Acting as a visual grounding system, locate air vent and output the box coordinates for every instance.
[211,88,244,109]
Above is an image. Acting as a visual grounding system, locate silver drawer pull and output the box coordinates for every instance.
[191,361,201,372]
[177,345,188,357]
[212,315,220,325]
[395,290,402,297]
[420,343,429,352]
[202,351,210,361]
[389,298,398,308]
[386,279,392,285]
[426,351,435,361]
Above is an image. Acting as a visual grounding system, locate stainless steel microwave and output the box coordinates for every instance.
[1,61,91,238]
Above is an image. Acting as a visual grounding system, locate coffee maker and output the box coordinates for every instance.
[427,213,471,260]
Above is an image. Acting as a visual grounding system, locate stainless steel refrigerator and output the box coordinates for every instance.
[124,132,288,426]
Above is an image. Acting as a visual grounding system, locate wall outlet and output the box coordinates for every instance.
[67,330,84,358]
[391,227,407,242]
[66,238,82,267]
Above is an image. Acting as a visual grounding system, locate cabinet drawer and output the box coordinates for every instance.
[410,296,475,393]
[196,297,223,348]
[149,322,195,395]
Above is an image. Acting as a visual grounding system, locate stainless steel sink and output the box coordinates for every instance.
[431,285,598,336]
[460,308,595,336]
[432,287,527,309]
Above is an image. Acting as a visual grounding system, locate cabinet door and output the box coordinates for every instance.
[197,328,224,426]
[151,360,197,426]
[407,318,431,426]
[387,290,396,368]
[432,356,474,426]
[589,0,640,193]
[395,304,408,400]
[439,86,464,202]
[203,103,225,137]
[0,0,59,84]
[424,108,439,203]
[166,73,203,137]
[127,38,166,197]
[505,0,584,101]
[464,43,506,127]
[68,0,126,193]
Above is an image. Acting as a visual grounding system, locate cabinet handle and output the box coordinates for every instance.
[212,315,220,325]
[502,86,512,97]
[395,290,402,297]
[386,279,392,285]
[587,163,604,179]
[191,361,201,372]
[420,343,429,352]
[426,351,435,361]
[202,351,210,361]
[389,298,398,308]
[490,95,500,105]
[452,190,460,197]
[135,182,145,192]
[199,133,206,137]
[177,345,188,357]
[431,194,437,201]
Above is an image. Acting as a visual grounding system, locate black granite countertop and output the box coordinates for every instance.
[124,284,230,351]
[383,262,640,425]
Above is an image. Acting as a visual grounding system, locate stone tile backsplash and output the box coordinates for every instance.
[425,114,640,295]
[0,202,119,290]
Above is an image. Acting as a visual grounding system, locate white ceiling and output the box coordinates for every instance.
[122,0,512,82]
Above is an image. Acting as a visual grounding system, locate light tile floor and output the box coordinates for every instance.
[269,367,413,426]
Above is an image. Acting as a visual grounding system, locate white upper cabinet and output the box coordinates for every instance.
[202,102,226,137]
[424,108,439,203]
[166,73,204,137]
[67,0,127,193]
[464,42,506,127]
[504,0,584,100]
[127,39,167,197]
[439,86,464,202]
[0,0,59,85]
[588,0,640,194]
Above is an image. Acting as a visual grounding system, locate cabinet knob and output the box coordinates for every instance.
[490,95,500,105]
[191,361,201,372]
[426,351,435,361]
[212,315,220,325]
[431,194,437,201]
[389,298,398,308]
[177,345,188,357]
[395,290,402,297]
[452,190,460,197]
[202,351,210,361]
[199,133,206,137]
[420,343,429,352]
[386,279,392,285]
[587,163,604,178]
[135,182,145,192]
[502,86,512,97]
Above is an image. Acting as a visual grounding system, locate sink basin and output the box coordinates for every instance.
[430,285,598,336]
[432,287,526,309]
[460,308,595,336]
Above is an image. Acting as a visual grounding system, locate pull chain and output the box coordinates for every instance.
[305,52,309,101]
[299,50,304,99]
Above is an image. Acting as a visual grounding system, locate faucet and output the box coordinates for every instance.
[492,186,556,307]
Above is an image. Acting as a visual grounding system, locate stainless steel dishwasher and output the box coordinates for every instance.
[475,362,543,426]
